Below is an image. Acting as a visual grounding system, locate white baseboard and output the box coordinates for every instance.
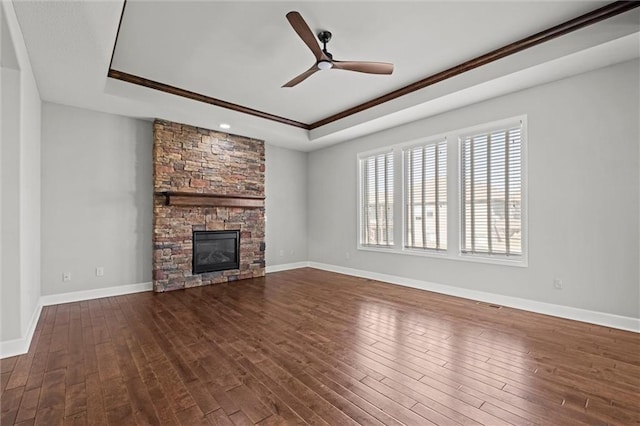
[39,282,153,306]
[0,302,43,359]
[1,282,152,359]
[306,262,640,333]
[266,261,311,274]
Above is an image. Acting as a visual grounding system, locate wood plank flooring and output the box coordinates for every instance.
[1,268,639,425]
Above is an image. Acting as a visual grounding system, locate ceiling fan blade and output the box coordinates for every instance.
[282,65,319,88]
[332,61,394,75]
[286,11,325,61]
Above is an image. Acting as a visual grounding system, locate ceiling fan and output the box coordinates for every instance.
[282,11,394,88]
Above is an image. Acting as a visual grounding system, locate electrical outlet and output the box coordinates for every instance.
[96,267,104,277]
[553,278,563,290]
[345,251,351,260]
[62,272,71,282]
[279,249,284,257]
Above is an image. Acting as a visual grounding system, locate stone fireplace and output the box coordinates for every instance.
[152,120,265,292]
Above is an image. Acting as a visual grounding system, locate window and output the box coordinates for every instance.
[356,116,526,266]
[404,140,447,250]
[460,122,523,257]
[359,151,393,247]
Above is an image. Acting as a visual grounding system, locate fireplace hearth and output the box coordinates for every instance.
[193,230,240,274]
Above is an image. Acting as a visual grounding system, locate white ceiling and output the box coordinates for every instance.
[12,1,640,151]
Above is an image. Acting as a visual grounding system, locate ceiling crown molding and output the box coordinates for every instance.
[107,1,639,131]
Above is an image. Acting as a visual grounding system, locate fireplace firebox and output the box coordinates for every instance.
[193,230,240,274]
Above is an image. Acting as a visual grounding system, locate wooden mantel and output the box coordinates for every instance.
[156,192,265,208]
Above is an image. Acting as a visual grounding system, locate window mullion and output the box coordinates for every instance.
[505,129,511,255]
[434,144,441,250]
[374,156,380,244]
[363,162,369,244]
[409,151,415,247]
[384,153,389,245]
[421,147,427,249]
[461,141,466,253]
[486,133,492,254]
[470,138,476,253]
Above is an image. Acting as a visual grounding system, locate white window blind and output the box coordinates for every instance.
[461,124,522,256]
[404,141,447,250]
[360,151,394,246]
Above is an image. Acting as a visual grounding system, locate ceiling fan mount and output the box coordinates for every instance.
[318,30,332,46]
[282,12,394,88]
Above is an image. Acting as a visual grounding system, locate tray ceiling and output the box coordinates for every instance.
[12,1,640,150]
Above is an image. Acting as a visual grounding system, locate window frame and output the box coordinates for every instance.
[457,116,528,267]
[402,137,448,254]
[355,115,528,268]
[357,148,395,249]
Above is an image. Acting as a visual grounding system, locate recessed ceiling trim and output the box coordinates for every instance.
[309,0,639,129]
[107,1,638,133]
[107,69,310,129]
[108,0,127,72]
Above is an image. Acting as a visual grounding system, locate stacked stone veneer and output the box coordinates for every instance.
[153,119,265,292]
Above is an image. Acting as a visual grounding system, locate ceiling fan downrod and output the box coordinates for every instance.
[318,31,333,59]
[317,31,333,69]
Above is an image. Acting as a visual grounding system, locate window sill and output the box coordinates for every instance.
[457,253,528,268]
[358,245,395,253]
[402,247,449,259]
[357,245,528,267]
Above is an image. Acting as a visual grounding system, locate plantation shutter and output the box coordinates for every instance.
[361,151,394,246]
[461,124,522,256]
[404,141,447,250]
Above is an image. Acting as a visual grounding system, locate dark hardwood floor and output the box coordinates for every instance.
[1,268,639,425]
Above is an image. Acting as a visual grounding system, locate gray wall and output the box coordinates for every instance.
[41,103,153,295]
[40,105,309,294]
[308,60,640,318]
[18,40,41,337]
[1,2,41,343]
[1,46,22,342]
[265,143,308,267]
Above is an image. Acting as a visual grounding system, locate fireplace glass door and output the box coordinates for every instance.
[192,230,240,274]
